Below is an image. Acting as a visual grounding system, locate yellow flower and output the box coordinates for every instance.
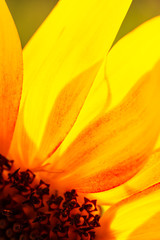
[97,183,160,240]
[0,0,160,239]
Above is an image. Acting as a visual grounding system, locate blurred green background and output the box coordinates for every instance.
[6,0,160,48]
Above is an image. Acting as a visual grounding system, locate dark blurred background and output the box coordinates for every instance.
[5,0,160,48]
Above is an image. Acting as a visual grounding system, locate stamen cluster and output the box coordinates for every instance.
[0,155,100,240]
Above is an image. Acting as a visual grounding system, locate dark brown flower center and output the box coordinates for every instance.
[0,154,100,240]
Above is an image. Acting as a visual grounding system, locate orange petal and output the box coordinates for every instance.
[35,61,102,162]
[89,150,160,205]
[53,61,160,193]
[97,183,160,240]
[10,62,102,168]
[87,16,160,201]
[10,0,132,167]
[57,59,110,156]
[0,1,23,156]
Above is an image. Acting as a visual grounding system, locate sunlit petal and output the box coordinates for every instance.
[55,59,110,155]
[54,61,160,193]
[107,16,160,110]
[35,62,102,162]
[97,183,160,240]
[89,150,160,205]
[86,16,160,201]
[58,17,160,155]
[10,0,132,166]
[0,0,23,156]
[22,0,132,105]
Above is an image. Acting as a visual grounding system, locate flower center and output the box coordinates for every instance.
[0,154,100,240]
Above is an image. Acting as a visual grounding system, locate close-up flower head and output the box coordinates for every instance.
[0,0,160,239]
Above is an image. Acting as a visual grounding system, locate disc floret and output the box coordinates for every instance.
[0,155,100,239]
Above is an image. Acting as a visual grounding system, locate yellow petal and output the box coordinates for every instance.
[10,62,102,168]
[10,0,132,167]
[0,1,23,156]
[35,61,102,162]
[22,0,132,105]
[106,16,160,111]
[154,130,160,150]
[127,213,160,240]
[97,183,160,240]
[53,61,160,193]
[57,59,110,155]
[86,16,160,202]
[89,150,160,205]
[58,15,160,156]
